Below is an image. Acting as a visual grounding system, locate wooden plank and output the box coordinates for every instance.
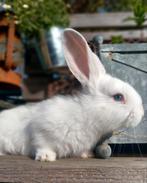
[70,12,147,29]
[80,30,147,41]
[70,13,147,41]
[0,156,147,182]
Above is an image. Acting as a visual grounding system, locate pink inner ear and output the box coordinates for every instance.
[64,31,89,79]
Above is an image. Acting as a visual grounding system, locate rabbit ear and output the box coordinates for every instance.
[63,28,106,87]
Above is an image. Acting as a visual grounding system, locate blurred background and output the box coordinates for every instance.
[0,0,147,107]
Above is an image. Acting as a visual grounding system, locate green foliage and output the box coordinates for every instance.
[103,0,135,12]
[64,0,147,13]
[111,35,124,44]
[2,0,69,37]
[124,0,147,27]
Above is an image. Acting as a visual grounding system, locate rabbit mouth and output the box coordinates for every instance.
[122,109,143,128]
[108,112,135,135]
[96,109,143,146]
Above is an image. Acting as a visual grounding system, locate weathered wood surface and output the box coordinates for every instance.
[0,156,147,183]
[80,30,147,41]
[70,13,147,41]
[70,12,147,28]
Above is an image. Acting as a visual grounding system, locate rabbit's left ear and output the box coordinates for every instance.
[63,28,106,87]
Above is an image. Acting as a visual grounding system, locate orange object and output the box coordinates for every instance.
[5,19,15,69]
[0,33,6,61]
[0,14,22,89]
[0,68,21,87]
[0,32,24,67]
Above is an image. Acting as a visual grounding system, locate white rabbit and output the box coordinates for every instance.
[0,29,144,161]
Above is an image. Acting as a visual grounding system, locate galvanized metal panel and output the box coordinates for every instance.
[100,43,147,52]
[99,43,147,143]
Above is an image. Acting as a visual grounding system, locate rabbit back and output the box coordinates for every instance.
[28,96,101,158]
[0,96,101,158]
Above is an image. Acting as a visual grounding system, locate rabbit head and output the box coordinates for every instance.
[63,28,144,132]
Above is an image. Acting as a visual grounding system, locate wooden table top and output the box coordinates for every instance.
[0,156,147,183]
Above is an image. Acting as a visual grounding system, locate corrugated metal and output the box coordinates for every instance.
[99,43,147,143]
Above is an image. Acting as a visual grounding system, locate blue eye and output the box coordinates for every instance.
[113,94,124,102]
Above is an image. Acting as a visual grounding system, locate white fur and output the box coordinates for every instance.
[0,29,144,161]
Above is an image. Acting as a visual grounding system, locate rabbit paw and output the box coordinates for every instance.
[81,151,94,159]
[35,148,57,162]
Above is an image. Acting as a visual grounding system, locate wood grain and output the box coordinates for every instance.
[81,30,147,41]
[70,13,147,28]
[69,13,147,41]
[0,156,147,183]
